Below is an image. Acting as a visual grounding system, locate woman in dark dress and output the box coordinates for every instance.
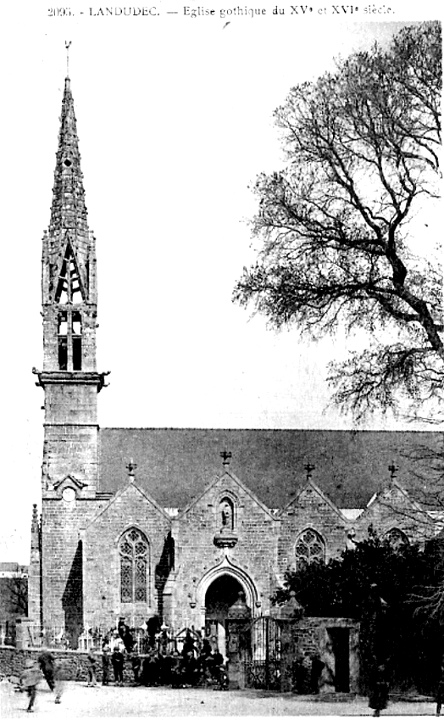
[368,665,389,718]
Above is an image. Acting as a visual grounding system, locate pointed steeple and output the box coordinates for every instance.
[49,77,88,237]
[35,63,108,507]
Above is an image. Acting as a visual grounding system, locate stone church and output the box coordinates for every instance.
[28,74,441,656]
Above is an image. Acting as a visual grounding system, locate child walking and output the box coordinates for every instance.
[20,659,41,713]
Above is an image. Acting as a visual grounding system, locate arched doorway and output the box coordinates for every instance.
[205,574,244,657]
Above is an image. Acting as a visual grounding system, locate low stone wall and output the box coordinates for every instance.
[293,617,360,694]
[0,646,136,683]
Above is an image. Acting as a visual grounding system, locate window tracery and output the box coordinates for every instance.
[295,528,325,569]
[119,528,149,603]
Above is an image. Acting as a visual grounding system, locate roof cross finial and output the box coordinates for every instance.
[388,463,398,481]
[65,40,72,77]
[304,462,315,481]
[126,458,137,481]
[220,450,232,467]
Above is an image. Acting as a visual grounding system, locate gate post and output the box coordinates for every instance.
[273,592,304,692]
[226,592,251,689]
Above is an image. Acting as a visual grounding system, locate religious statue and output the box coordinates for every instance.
[214,498,238,547]
[346,529,357,551]
[220,500,232,530]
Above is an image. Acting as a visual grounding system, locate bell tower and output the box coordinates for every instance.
[34,74,108,498]
[31,71,109,636]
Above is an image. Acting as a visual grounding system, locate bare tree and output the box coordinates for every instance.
[234,22,442,421]
[3,575,28,616]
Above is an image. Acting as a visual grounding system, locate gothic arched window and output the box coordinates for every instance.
[384,528,409,550]
[295,529,325,569]
[119,528,149,603]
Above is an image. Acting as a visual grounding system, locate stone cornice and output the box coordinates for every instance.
[33,368,110,391]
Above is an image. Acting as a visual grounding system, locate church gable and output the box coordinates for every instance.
[171,469,279,624]
[175,471,278,552]
[85,479,171,531]
[356,479,434,543]
[82,481,172,627]
[283,479,346,522]
[177,468,276,540]
[278,480,348,572]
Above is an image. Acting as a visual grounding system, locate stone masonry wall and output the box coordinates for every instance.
[83,483,172,628]
[354,483,435,545]
[0,646,135,684]
[44,385,98,426]
[278,484,348,575]
[170,472,279,630]
[40,498,104,631]
[43,423,99,495]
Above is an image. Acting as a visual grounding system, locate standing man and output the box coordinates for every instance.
[130,653,141,685]
[87,649,97,687]
[111,646,124,686]
[38,648,55,691]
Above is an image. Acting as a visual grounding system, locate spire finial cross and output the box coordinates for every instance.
[65,41,72,77]
[220,450,232,467]
[388,463,398,481]
[304,463,315,481]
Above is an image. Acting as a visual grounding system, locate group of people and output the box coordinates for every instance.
[96,631,228,690]
[18,634,228,712]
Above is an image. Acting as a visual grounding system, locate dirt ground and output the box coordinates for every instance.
[0,678,437,718]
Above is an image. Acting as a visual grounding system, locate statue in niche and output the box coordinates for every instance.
[220,499,233,531]
[346,528,357,551]
[214,498,238,548]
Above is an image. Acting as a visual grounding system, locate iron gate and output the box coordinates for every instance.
[243,616,282,690]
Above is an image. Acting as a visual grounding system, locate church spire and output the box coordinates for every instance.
[35,62,108,507]
[49,75,88,236]
[40,67,99,370]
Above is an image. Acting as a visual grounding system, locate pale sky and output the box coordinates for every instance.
[0,2,441,563]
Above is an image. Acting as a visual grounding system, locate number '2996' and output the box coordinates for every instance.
[48,8,72,15]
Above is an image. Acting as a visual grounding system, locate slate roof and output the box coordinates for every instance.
[98,428,442,511]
